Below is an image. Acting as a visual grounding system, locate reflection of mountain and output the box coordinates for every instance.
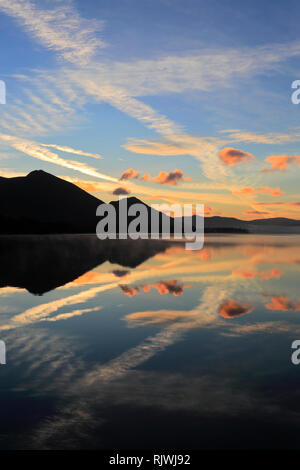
[0,235,176,295]
[1,170,300,234]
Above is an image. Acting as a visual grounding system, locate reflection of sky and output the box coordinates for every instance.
[1,234,300,448]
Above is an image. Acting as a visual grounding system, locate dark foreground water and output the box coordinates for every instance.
[0,234,300,449]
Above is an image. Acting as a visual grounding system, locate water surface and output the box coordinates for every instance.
[0,234,300,449]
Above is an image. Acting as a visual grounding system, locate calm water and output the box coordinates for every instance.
[1,234,300,449]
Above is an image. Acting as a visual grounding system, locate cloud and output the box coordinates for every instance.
[4,0,300,193]
[264,155,300,171]
[0,134,118,183]
[119,168,140,181]
[41,144,103,159]
[88,42,300,97]
[124,139,191,156]
[112,187,130,195]
[244,210,270,217]
[142,168,190,186]
[254,201,300,207]
[233,186,283,197]
[219,300,253,319]
[221,129,300,145]
[123,135,230,182]
[219,147,255,166]
[0,169,25,178]
[0,0,106,66]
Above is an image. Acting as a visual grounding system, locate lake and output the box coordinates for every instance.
[0,234,300,449]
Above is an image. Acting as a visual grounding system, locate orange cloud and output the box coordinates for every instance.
[233,186,283,197]
[265,155,300,171]
[219,147,255,166]
[254,201,300,207]
[244,210,270,217]
[219,300,253,319]
[265,295,300,311]
[120,168,140,180]
[141,173,151,181]
[123,139,189,156]
[142,168,190,186]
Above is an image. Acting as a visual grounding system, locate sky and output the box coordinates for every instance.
[1,0,300,219]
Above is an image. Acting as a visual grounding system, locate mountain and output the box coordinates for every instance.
[0,170,104,233]
[0,170,299,234]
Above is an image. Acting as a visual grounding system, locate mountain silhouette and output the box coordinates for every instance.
[0,170,299,234]
[0,170,103,233]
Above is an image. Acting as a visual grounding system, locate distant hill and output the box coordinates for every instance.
[0,170,299,234]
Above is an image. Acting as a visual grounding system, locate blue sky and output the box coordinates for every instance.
[1,0,300,218]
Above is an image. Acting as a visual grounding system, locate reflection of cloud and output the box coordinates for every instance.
[233,268,282,280]
[265,295,300,311]
[119,284,140,298]
[218,300,253,319]
[45,307,99,322]
[219,147,255,166]
[120,280,190,298]
[144,280,190,296]
[112,270,130,278]
[125,285,230,329]
[224,321,296,337]
[0,282,118,331]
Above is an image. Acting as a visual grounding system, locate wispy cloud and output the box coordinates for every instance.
[233,186,283,197]
[41,143,103,159]
[221,129,300,145]
[0,134,118,182]
[0,0,106,65]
